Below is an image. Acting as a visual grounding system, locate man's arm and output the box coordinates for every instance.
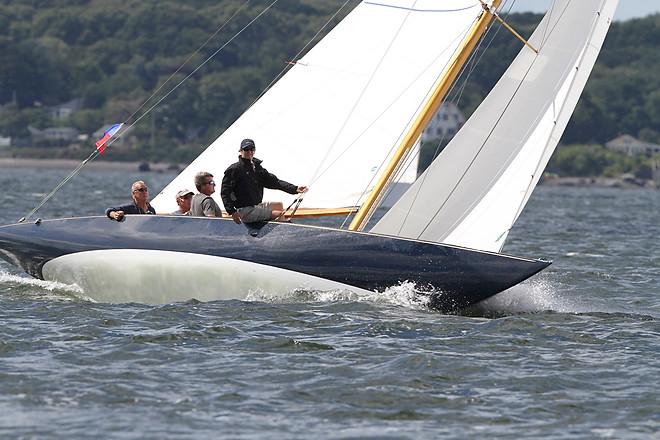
[261,169,299,194]
[220,168,237,214]
[106,203,134,221]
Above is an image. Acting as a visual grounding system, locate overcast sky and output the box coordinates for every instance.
[508,1,660,21]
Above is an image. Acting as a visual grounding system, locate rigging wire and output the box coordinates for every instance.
[247,0,357,111]
[336,20,476,230]
[300,0,421,212]
[19,0,279,222]
[245,0,358,223]
[340,0,490,228]
[122,0,281,133]
[124,0,252,126]
[388,0,517,236]
[414,0,567,240]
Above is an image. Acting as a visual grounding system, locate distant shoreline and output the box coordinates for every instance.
[0,158,656,189]
[541,175,657,189]
[0,158,181,172]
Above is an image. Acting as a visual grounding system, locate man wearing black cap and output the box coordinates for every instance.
[221,138,307,224]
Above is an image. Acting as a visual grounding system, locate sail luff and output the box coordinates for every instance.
[347,0,502,232]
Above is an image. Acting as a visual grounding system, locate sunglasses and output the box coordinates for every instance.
[242,147,256,152]
[133,188,148,193]
[205,180,216,186]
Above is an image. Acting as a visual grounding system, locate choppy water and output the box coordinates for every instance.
[0,168,658,438]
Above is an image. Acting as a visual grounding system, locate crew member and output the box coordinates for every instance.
[106,180,156,221]
[171,189,194,215]
[221,138,307,224]
[190,172,223,217]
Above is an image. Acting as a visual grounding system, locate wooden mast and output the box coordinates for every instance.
[348,0,503,232]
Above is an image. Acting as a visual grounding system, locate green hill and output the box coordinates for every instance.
[0,1,658,162]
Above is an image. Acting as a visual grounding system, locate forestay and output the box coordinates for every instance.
[372,0,619,252]
[152,0,490,214]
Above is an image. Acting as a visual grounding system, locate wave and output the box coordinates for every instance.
[0,270,88,301]
[245,281,432,310]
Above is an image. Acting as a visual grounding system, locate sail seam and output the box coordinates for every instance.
[363,2,478,13]
[411,1,602,243]
[246,0,356,111]
[432,0,610,251]
[504,1,609,247]
[392,0,514,236]
[415,24,550,239]
[309,22,472,187]
[305,1,420,202]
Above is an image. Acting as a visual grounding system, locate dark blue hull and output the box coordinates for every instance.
[0,215,550,311]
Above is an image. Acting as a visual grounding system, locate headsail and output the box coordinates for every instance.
[372,0,619,252]
[152,1,492,214]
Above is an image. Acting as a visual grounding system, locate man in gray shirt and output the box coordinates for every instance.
[190,171,223,217]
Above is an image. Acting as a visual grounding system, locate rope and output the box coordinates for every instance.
[19,0,279,222]
[336,16,478,229]
[273,196,304,222]
[415,0,551,239]
[124,0,252,126]
[246,0,358,217]
[306,0,420,199]
[391,0,515,236]
[126,0,281,132]
[247,0,357,110]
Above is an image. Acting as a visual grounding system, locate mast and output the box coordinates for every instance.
[348,0,503,232]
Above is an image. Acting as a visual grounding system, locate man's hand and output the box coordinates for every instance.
[231,212,242,224]
[110,210,125,221]
[297,186,308,193]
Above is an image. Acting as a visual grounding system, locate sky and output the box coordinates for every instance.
[508,1,660,21]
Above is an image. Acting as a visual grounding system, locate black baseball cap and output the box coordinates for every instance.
[240,138,255,150]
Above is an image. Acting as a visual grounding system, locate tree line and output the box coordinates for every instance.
[0,1,658,164]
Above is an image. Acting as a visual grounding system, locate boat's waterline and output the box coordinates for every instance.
[42,249,372,304]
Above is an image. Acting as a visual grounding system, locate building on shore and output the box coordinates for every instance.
[605,134,660,156]
[28,126,79,146]
[421,102,465,143]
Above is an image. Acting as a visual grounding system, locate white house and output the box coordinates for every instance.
[605,134,660,156]
[0,136,10,148]
[28,126,79,144]
[421,102,466,143]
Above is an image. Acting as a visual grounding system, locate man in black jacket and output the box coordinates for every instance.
[221,138,307,224]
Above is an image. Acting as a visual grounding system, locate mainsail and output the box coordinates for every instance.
[152,0,493,214]
[372,0,619,252]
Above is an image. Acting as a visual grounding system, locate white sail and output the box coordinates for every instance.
[152,0,490,214]
[372,0,618,252]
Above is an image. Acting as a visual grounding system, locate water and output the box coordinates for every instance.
[0,168,658,438]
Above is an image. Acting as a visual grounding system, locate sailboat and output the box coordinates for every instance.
[0,0,617,311]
